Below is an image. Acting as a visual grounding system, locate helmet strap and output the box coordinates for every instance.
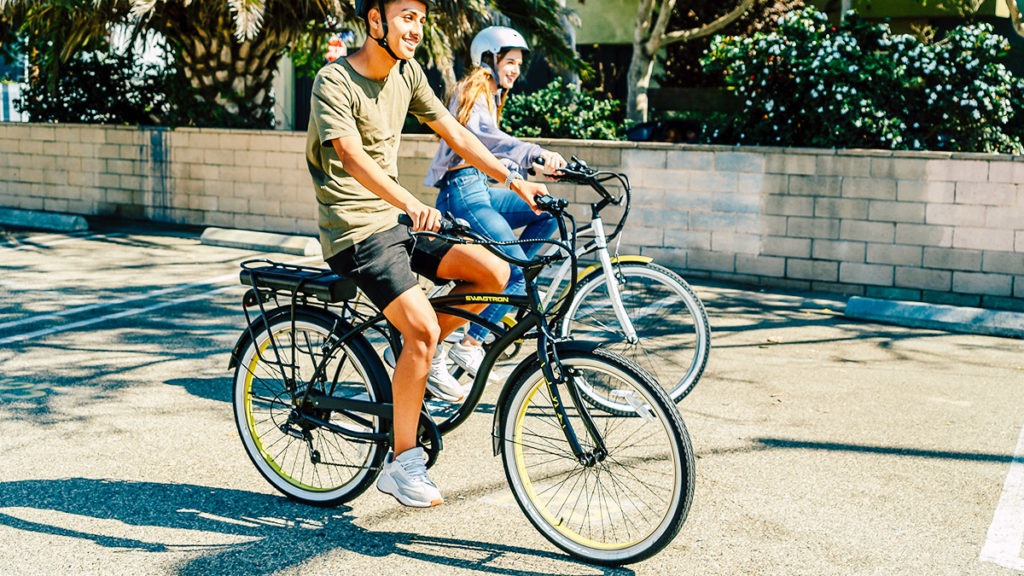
[368,0,406,65]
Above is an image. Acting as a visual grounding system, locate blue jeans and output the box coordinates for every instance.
[436,167,557,343]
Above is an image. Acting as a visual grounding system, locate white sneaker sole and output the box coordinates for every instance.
[376,474,443,508]
[448,352,480,378]
[425,377,465,403]
[451,353,499,384]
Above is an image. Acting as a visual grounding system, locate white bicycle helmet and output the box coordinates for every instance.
[470,26,530,75]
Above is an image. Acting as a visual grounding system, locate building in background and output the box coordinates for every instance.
[0,49,27,122]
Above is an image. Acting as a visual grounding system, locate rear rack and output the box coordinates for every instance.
[239,259,357,303]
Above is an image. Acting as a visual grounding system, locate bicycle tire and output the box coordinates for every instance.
[498,348,695,565]
[233,309,389,506]
[560,261,710,409]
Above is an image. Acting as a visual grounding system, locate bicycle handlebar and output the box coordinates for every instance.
[398,197,574,270]
[397,212,472,237]
[536,156,627,209]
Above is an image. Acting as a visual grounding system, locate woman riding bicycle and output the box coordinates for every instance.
[424,25,568,378]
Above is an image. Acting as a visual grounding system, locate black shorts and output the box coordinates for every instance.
[326,225,453,311]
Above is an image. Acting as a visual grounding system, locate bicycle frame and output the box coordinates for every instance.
[536,207,640,344]
[434,175,643,345]
[233,218,611,469]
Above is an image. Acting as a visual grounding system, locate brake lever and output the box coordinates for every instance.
[534,194,569,214]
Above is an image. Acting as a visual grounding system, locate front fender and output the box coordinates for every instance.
[490,339,602,457]
[575,254,653,284]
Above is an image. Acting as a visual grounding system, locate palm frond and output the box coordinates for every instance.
[228,0,265,40]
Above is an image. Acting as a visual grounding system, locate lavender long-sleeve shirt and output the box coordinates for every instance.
[423,90,544,188]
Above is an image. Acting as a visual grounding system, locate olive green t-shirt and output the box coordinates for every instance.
[306,57,449,258]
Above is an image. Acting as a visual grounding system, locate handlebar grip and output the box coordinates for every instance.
[397,213,470,235]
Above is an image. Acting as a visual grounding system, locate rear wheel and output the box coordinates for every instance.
[499,348,695,565]
[233,310,389,506]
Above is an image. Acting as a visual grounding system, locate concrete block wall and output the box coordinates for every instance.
[1,123,1021,311]
[0,124,316,235]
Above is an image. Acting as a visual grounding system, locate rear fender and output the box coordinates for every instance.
[227,305,338,370]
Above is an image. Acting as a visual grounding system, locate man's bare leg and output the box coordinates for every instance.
[382,243,507,454]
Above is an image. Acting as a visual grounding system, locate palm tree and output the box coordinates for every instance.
[0,0,578,127]
[0,0,345,127]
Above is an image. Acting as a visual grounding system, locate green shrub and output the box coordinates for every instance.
[18,50,169,125]
[701,7,1024,153]
[503,80,626,140]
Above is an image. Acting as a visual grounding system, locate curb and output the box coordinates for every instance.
[0,208,88,232]
[200,227,320,257]
[845,296,1024,339]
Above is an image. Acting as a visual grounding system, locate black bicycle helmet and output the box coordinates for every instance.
[355,0,435,21]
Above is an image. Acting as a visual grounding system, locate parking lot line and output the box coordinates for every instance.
[0,285,239,346]
[0,271,239,332]
[0,255,322,346]
[980,424,1024,571]
[0,232,116,251]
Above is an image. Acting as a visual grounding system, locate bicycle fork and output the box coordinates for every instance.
[538,334,608,467]
[590,215,640,345]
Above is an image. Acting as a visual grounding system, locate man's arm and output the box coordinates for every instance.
[427,114,548,211]
[331,136,441,232]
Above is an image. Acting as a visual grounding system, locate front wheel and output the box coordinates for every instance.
[561,262,710,407]
[498,348,695,565]
[232,310,389,506]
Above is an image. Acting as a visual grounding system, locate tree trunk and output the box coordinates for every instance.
[159,4,295,128]
[436,51,457,100]
[1007,0,1024,37]
[559,0,580,87]
[626,41,657,123]
[626,0,754,124]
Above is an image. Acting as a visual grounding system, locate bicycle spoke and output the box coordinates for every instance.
[234,312,388,505]
[501,349,694,564]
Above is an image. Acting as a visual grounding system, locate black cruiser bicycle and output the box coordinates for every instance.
[228,196,695,565]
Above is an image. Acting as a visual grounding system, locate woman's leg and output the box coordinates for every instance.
[487,185,558,259]
[438,170,536,343]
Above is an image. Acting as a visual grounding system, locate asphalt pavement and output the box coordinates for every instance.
[1,220,1023,576]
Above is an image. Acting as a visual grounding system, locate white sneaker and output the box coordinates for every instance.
[448,341,485,377]
[376,447,443,508]
[426,346,467,402]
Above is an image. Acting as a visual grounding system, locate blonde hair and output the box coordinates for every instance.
[452,56,509,127]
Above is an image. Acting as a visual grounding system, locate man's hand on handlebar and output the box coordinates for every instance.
[398,211,471,237]
[402,200,442,232]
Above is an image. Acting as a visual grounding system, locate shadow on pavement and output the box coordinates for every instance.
[0,478,631,575]
[756,437,1024,464]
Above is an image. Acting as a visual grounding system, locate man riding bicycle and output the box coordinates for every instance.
[305,0,550,508]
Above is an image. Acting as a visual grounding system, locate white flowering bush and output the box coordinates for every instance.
[701,7,1024,153]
